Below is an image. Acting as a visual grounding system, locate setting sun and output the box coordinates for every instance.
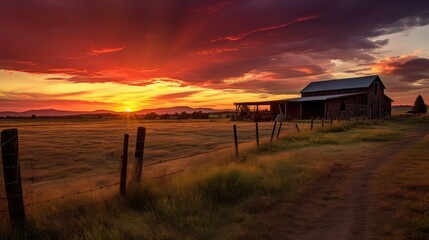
[125,109,132,113]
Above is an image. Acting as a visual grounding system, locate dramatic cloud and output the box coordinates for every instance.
[1,0,429,110]
[372,55,429,83]
[154,90,201,100]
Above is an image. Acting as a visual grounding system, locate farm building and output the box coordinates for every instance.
[234,75,393,121]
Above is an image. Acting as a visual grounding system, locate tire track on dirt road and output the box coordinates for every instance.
[270,125,429,240]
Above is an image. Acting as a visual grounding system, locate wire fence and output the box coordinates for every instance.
[0,118,356,225]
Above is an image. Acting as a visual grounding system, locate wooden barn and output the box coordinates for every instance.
[234,75,393,121]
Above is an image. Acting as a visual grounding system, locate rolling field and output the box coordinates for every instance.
[0,118,292,205]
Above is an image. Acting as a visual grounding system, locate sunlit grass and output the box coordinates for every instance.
[0,116,426,239]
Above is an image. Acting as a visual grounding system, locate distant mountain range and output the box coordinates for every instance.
[134,106,226,115]
[0,106,229,117]
[0,105,414,117]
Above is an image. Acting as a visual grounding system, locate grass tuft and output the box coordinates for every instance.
[125,183,159,210]
[196,169,263,204]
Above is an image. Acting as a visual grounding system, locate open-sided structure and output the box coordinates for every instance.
[234,75,393,121]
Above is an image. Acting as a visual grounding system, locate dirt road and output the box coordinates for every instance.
[269,125,429,240]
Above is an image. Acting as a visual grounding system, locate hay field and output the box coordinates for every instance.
[0,118,296,204]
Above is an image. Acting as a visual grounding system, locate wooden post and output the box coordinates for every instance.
[276,121,283,140]
[233,125,239,160]
[1,129,25,228]
[295,123,300,133]
[310,118,314,130]
[255,122,259,148]
[120,134,129,196]
[349,111,352,124]
[322,118,325,128]
[270,121,277,142]
[134,127,146,183]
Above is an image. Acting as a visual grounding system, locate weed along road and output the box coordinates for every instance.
[269,122,429,240]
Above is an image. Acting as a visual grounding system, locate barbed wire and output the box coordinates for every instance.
[0,181,119,207]
[0,120,325,219]
[146,169,184,181]
[25,181,120,208]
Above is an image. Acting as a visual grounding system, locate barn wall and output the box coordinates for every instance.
[367,79,386,118]
[301,101,325,119]
[325,94,368,120]
[286,102,301,119]
[383,97,392,117]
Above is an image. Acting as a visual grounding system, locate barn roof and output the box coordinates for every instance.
[300,75,382,93]
[384,94,394,102]
[233,92,366,105]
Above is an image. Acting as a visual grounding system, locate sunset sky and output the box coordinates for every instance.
[1,0,429,112]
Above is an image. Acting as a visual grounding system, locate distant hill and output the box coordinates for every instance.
[0,106,229,117]
[392,105,412,115]
[0,109,116,117]
[134,106,227,115]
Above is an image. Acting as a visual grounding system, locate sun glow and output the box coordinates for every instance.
[125,109,132,112]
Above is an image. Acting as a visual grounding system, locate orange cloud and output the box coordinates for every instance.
[196,48,239,55]
[371,55,417,74]
[87,46,126,56]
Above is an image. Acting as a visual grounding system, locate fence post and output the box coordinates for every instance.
[276,121,283,140]
[310,118,314,130]
[295,123,300,133]
[134,127,146,183]
[322,118,325,128]
[270,121,277,142]
[1,129,25,229]
[120,134,129,196]
[233,125,239,160]
[255,122,259,148]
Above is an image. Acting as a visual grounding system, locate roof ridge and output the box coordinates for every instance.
[300,75,379,93]
[310,75,378,84]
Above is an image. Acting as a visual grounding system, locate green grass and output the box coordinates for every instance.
[1,116,426,239]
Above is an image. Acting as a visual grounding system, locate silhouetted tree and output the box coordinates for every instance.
[143,112,159,119]
[412,95,427,114]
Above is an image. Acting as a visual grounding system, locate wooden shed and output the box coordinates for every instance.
[233,75,393,121]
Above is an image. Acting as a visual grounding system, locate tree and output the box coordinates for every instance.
[412,95,427,114]
[143,112,159,120]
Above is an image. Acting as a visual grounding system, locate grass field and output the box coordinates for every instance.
[0,117,427,239]
[0,119,304,211]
